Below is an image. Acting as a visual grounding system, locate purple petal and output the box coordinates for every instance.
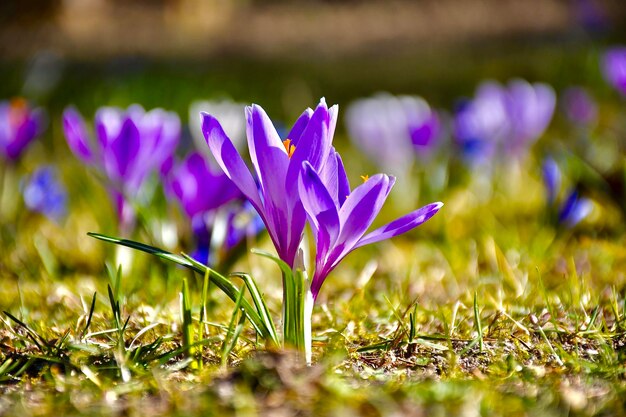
[245,105,293,257]
[355,202,443,248]
[63,107,94,163]
[102,117,141,187]
[287,100,332,180]
[95,107,123,149]
[559,190,592,228]
[336,153,351,207]
[287,108,314,144]
[542,157,561,205]
[602,47,626,96]
[507,80,556,148]
[298,161,340,261]
[202,112,265,222]
[330,174,392,264]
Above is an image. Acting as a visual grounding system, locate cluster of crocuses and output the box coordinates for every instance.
[343,79,558,176]
[62,104,262,265]
[0,99,68,223]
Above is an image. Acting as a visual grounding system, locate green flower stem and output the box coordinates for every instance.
[282,268,313,364]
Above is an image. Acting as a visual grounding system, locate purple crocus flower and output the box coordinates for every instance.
[63,105,180,226]
[602,47,626,96]
[454,80,555,161]
[454,82,510,163]
[542,157,592,228]
[22,166,67,222]
[558,190,592,228]
[345,94,440,175]
[170,152,242,220]
[562,87,598,127]
[169,151,247,264]
[298,159,443,300]
[0,99,46,161]
[505,79,556,154]
[203,99,337,268]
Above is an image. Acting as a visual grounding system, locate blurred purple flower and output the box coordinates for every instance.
[22,166,67,222]
[298,159,443,300]
[558,190,592,228]
[345,94,440,175]
[203,98,338,268]
[602,47,626,96]
[454,80,555,161]
[62,105,180,226]
[169,151,257,264]
[542,157,592,228]
[0,99,46,161]
[454,82,510,163]
[542,157,561,205]
[562,87,598,127]
[170,152,242,220]
[506,79,556,153]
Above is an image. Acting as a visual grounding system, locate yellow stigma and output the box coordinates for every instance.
[282,139,296,158]
[360,174,369,183]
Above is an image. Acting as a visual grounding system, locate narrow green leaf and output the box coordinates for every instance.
[88,232,275,344]
[80,292,97,339]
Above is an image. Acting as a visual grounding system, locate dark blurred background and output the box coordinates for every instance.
[1,0,625,119]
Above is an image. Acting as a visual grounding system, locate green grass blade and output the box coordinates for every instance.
[80,292,97,340]
[230,272,278,346]
[221,284,247,367]
[88,232,274,344]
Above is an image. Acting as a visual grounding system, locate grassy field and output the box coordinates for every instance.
[2,39,626,416]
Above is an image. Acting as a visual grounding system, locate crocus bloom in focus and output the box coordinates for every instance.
[562,87,598,127]
[63,105,180,226]
[22,166,67,222]
[345,94,440,175]
[602,47,626,96]
[0,99,46,161]
[299,159,443,300]
[203,99,337,268]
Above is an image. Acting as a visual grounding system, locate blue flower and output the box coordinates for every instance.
[23,166,67,222]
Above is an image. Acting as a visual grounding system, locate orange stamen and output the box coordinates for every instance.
[283,139,296,158]
[360,175,369,183]
[9,97,28,128]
